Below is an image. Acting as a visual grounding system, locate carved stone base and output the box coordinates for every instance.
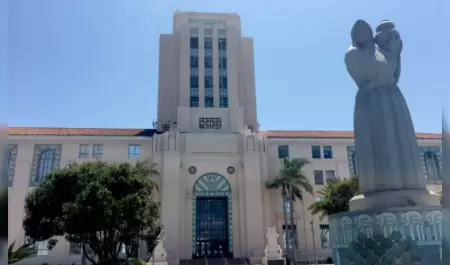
[262,258,286,265]
[329,207,442,265]
[149,261,168,265]
[349,189,440,211]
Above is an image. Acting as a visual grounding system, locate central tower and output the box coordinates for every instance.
[157,12,258,133]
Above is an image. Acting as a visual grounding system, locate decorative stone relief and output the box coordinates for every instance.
[188,166,197,175]
[7,144,18,187]
[227,166,235,174]
[30,144,62,186]
[330,208,442,264]
[192,173,233,255]
[330,209,443,248]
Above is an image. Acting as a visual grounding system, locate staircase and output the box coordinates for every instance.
[179,258,250,265]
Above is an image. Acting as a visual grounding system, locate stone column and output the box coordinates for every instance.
[160,132,181,265]
[242,134,265,262]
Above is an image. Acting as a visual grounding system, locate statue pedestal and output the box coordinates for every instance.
[262,226,286,265]
[262,258,286,265]
[350,189,441,211]
[329,207,442,265]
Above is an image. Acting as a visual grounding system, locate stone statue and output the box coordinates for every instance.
[345,20,439,209]
[264,226,283,259]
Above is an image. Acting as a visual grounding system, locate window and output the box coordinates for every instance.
[190,75,199,88]
[283,225,297,250]
[325,170,336,181]
[190,57,199,68]
[204,56,213,68]
[190,37,199,49]
[219,77,227,88]
[320,225,330,248]
[204,76,213,88]
[204,28,212,35]
[36,150,55,183]
[219,58,227,69]
[316,196,324,202]
[314,170,324,185]
[199,117,222,129]
[218,38,227,50]
[351,151,357,175]
[219,97,228,108]
[7,150,13,171]
[128,145,141,158]
[311,146,321,159]
[93,144,104,158]
[79,144,89,158]
[190,96,199,107]
[36,241,49,256]
[7,149,15,187]
[205,97,214,108]
[424,151,442,181]
[323,146,333,159]
[277,145,289,159]
[204,37,213,49]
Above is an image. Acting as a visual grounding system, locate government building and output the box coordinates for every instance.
[7,12,443,265]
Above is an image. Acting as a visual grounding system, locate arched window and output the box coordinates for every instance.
[424,151,441,181]
[351,151,357,175]
[36,150,55,183]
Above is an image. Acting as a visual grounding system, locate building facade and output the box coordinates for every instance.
[7,12,443,265]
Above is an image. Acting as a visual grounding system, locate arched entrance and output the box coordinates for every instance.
[192,173,232,258]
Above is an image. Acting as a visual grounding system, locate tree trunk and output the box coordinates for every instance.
[281,186,290,260]
[288,186,296,263]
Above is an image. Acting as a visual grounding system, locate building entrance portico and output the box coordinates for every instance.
[192,173,233,258]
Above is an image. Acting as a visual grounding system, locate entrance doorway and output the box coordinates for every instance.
[194,197,230,258]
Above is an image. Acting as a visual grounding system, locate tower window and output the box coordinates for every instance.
[190,37,199,49]
[204,28,212,36]
[204,37,213,49]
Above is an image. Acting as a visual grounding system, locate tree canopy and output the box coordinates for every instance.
[308,176,359,220]
[265,158,314,201]
[23,160,161,265]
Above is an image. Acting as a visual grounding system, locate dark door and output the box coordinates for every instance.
[194,197,230,258]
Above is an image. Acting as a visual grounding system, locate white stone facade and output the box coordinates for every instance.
[6,11,443,265]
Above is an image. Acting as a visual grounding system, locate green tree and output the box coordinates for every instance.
[308,176,359,220]
[265,158,314,262]
[8,240,37,264]
[23,160,162,265]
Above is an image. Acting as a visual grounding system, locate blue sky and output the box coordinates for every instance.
[7,0,450,132]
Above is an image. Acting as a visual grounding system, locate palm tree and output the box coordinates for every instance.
[308,176,359,220]
[8,240,37,264]
[265,158,314,263]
